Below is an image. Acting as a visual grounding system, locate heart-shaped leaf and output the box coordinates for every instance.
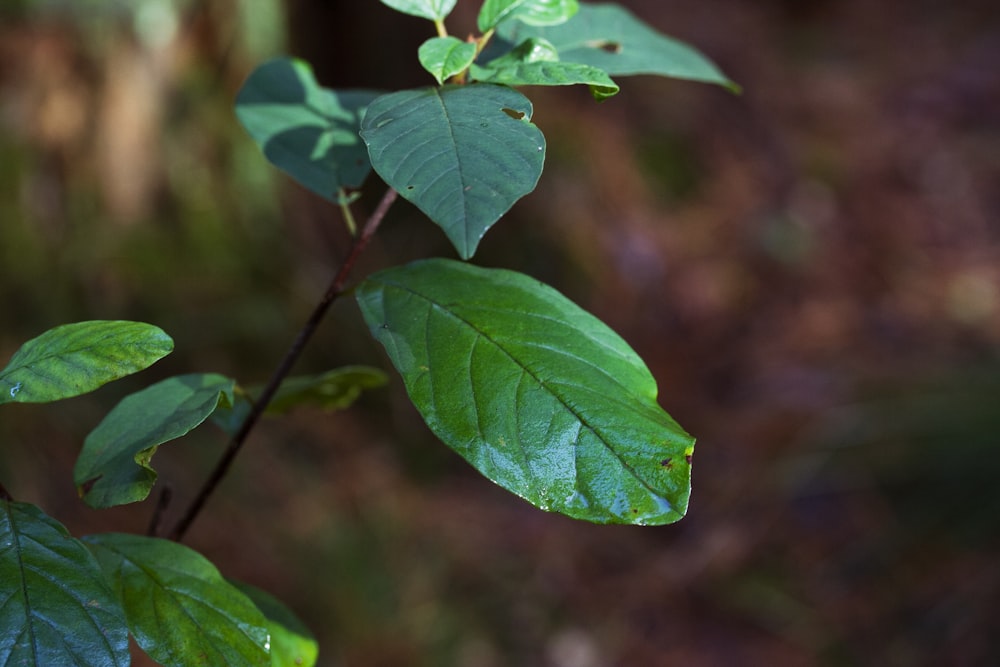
[378,0,456,21]
[360,85,545,259]
[478,0,579,32]
[231,580,319,667]
[493,3,737,90]
[471,37,619,100]
[84,533,270,667]
[0,321,172,405]
[236,57,383,202]
[418,36,477,84]
[74,373,236,508]
[0,501,129,667]
[356,259,695,525]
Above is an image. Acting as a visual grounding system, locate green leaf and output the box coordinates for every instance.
[356,259,695,525]
[471,37,619,100]
[231,580,319,667]
[236,57,383,202]
[478,0,579,32]
[378,0,456,21]
[74,373,236,508]
[494,3,737,90]
[418,36,477,84]
[360,85,545,259]
[264,366,388,415]
[84,533,270,667]
[0,501,128,666]
[0,320,172,405]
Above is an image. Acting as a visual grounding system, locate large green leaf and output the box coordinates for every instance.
[478,0,579,32]
[492,3,737,89]
[0,501,128,667]
[360,85,545,259]
[418,36,477,84]
[84,534,270,667]
[470,36,619,100]
[231,580,319,667]
[74,373,236,508]
[0,320,172,405]
[356,259,695,525]
[378,0,456,21]
[236,57,383,203]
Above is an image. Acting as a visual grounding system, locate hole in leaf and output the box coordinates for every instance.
[406,185,415,191]
[586,39,622,54]
[501,107,525,120]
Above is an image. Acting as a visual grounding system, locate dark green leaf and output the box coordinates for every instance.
[471,37,619,100]
[0,501,128,667]
[360,85,545,259]
[494,3,737,90]
[231,580,319,667]
[0,320,172,405]
[236,57,383,202]
[378,0,456,21]
[478,0,579,32]
[84,533,270,667]
[264,366,388,415]
[356,259,695,525]
[74,373,236,508]
[418,36,477,84]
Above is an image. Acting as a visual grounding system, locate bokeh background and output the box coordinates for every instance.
[2,0,999,665]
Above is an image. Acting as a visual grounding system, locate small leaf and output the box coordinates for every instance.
[236,57,384,202]
[360,85,545,259]
[0,501,129,666]
[231,580,319,667]
[264,366,388,415]
[378,0,456,21]
[84,533,270,667]
[478,0,579,32]
[493,3,737,90]
[418,36,477,84]
[356,259,696,525]
[0,320,172,405]
[74,373,236,508]
[471,37,619,100]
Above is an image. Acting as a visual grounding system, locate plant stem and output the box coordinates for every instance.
[168,187,399,542]
[147,485,172,537]
[434,18,448,38]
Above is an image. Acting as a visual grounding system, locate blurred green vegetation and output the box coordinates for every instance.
[2,0,999,665]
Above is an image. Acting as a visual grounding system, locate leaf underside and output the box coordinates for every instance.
[357,259,695,525]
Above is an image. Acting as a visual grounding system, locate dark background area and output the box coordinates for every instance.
[2,1,999,665]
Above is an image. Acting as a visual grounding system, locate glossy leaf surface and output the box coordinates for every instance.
[478,0,579,32]
[471,37,619,100]
[0,501,128,666]
[0,320,172,405]
[356,259,695,524]
[378,0,456,20]
[232,580,319,667]
[84,533,270,667]
[360,85,545,259]
[494,3,737,89]
[236,57,383,202]
[74,373,236,508]
[418,36,477,84]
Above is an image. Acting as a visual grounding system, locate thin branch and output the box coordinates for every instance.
[147,485,173,537]
[168,187,399,541]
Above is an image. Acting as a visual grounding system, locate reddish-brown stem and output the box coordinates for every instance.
[168,187,398,542]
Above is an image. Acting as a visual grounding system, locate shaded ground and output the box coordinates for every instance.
[1,1,998,665]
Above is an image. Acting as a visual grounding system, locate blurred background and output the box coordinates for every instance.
[1,0,999,664]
